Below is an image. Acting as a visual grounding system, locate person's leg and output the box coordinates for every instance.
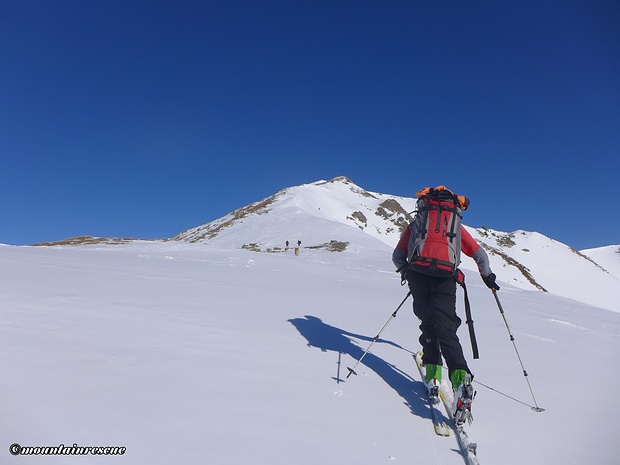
[428,277,470,384]
[408,272,442,367]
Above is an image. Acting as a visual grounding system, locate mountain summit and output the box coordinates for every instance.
[172,176,417,251]
[172,176,620,312]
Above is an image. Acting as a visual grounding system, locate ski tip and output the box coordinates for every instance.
[434,423,451,437]
[346,367,357,378]
[531,406,545,412]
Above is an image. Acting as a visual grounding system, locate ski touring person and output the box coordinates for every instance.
[392,185,500,425]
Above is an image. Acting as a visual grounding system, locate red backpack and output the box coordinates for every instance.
[408,186,479,358]
[409,186,470,278]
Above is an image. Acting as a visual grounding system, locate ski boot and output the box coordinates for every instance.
[425,378,440,404]
[425,363,442,404]
[451,370,475,427]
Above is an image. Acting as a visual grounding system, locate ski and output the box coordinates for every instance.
[439,379,480,465]
[414,351,450,437]
[414,352,480,465]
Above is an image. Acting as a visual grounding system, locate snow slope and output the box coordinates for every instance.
[581,245,620,280]
[1,241,619,465]
[465,227,620,312]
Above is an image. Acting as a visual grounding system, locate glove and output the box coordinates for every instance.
[482,273,500,290]
[400,268,409,286]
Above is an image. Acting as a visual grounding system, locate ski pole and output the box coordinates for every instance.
[346,291,411,379]
[492,289,545,412]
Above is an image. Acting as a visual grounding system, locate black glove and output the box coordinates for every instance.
[482,273,500,290]
[400,271,408,285]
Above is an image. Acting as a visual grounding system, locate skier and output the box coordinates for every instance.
[392,186,500,422]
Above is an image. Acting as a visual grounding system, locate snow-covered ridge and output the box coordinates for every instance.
[464,227,620,312]
[32,176,620,312]
[171,176,416,248]
[580,244,620,279]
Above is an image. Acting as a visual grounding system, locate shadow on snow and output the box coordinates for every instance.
[288,314,436,422]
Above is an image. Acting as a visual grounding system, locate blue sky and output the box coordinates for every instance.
[1,1,618,249]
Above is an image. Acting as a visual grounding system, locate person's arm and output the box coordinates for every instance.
[461,228,499,290]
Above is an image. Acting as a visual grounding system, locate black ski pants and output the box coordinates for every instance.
[406,271,470,378]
